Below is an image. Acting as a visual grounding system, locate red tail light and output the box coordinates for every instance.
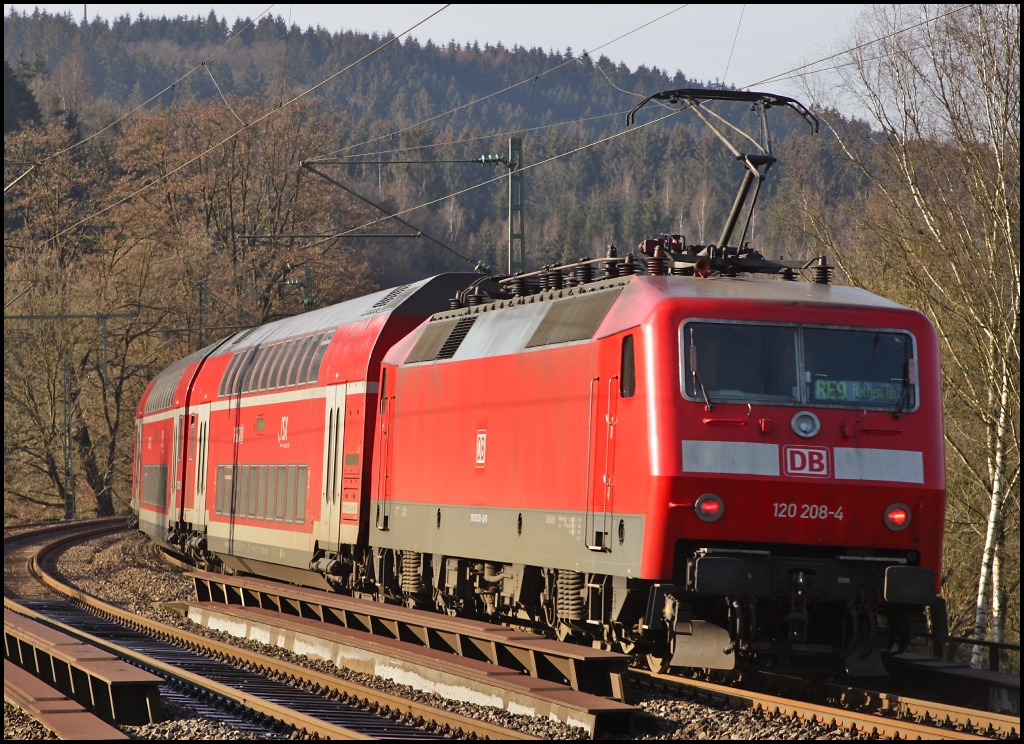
[885,503,911,531]
[695,493,724,522]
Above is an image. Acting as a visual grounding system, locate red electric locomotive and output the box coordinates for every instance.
[132,89,948,675]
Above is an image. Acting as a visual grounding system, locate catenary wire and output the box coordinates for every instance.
[16,4,275,168]
[744,3,974,88]
[27,3,975,265]
[296,5,988,262]
[301,105,687,256]
[326,109,631,161]
[308,4,692,161]
[330,4,975,164]
[36,5,452,247]
[722,4,746,84]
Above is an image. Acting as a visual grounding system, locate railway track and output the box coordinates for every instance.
[9,522,1020,741]
[170,541,1021,740]
[636,669,1016,741]
[4,519,538,740]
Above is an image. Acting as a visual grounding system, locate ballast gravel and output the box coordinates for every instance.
[3,702,58,740]
[46,531,868,741]
[119,698,265,740]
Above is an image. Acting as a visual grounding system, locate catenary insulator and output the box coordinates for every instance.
[812,256,833,284]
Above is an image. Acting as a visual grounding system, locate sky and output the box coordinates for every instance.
[3,4,867,102]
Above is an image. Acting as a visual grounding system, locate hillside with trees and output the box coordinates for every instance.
[3,6,1018,668]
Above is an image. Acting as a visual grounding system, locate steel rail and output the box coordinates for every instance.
[7,521,539,740]
[751,669,1019,738]
[636,668,1000,740]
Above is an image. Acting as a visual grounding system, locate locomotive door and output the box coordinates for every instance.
[375,389,396,531]
[586,367,619,552]
[317,384,346,553]
[187,403,212,525]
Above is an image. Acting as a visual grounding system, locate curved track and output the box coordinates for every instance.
[4,519,537,740]
[635,668,1015,740]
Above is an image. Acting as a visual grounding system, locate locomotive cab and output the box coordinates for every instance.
[639,276,946,674]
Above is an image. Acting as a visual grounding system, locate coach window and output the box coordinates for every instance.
[307,330,334,384]
[297,332,324,383]
[285,464,297,523]
[264,464,277,520]
[215,465,226,515]
[277,340,300,390]
[188,415,196,460]
[219,354,240,397]
[265,343,287,391]
[251,346,272,392]
[257,464,268,519]
[248,347,269,393]
[295,465,307,524]
[233,348,257,396]
[257,346,276,390]
[288,337,314,387]
[236,464,249,517]
[276,465,288,521]
[248,464,259,518]
[620,335,636,398]
[267,344,287,390]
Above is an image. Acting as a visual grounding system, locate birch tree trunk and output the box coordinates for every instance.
[798,4,1020,667]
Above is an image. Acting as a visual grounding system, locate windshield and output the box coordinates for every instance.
[684,324,799,402]
[803,328,913,406]
[682,321,915,410]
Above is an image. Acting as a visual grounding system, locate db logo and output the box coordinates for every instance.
[475,430,487,467]
[784,445,830,477]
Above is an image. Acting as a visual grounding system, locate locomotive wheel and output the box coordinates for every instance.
[646,652,672,674]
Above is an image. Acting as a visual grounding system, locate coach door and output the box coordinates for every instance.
[187,403,212,526]
[171,413,184,526]
[317,384,346,553]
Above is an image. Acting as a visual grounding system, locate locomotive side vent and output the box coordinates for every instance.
[526,288,623,348]
[435,316,478,360]
[405,319,459,363]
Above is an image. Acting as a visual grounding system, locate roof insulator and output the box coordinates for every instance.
[812,256,834,284]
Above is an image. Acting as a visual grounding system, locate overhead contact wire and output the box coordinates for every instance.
[302,4,988,262]
[310,4,692,161]
[744,3,975,89]
[39,5,452,246]
[31,4,274,166]
[322,110,631,161]
[303,106,687,256]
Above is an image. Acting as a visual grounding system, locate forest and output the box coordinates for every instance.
[3,5,1018,667]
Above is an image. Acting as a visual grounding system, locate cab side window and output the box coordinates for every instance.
[620,335,636,398]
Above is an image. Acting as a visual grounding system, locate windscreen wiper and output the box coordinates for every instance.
[893,361,912,419]
[689,343,714,411]
[695,371,714,411]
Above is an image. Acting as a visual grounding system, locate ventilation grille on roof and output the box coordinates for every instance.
[231,328,256,345]
[435,316,478,359]
[363,284,411,315]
